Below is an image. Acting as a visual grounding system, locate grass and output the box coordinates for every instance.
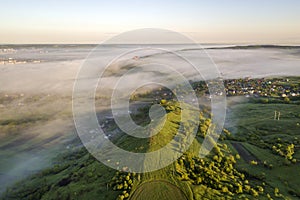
[2,80,300,200]
[1,101,197,200]
[128,101,198,200]
[130,180,188,200]
[226,103,300,136]
[225,100,300,199]
[2,149,120,200]
[242,143,283,166]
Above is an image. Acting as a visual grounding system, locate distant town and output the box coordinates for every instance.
[130,77,300,105]
[224,77,300,98]
[191,77,300,102]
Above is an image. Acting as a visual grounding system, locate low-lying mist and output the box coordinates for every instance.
[0,44,299,193]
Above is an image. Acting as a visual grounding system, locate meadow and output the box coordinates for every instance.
[1,77,299,200]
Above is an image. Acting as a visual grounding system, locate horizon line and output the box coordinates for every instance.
[1,43,300,47]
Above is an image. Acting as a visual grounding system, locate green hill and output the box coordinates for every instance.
[2,98,299,200]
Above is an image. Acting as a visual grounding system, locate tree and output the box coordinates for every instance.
[250,160,258,165]
[236,185,243,194]
[274,187,280,197]
[257,186,264,193]
[250,188,259,197]
[283,97,290,103]
[195,177,202,185]
[222,186,229,193]
[160,99,167,104]
[285,143,295,160]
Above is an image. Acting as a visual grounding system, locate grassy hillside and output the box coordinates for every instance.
[1,87,300,199]
[225,102,300,199]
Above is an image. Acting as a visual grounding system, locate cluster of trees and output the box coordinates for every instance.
[109,171,137,200]
[272,143,297,163]
[198,115,211,138]
[175,147,266,198]
[173,143,286,199]
[226,126,299,166]
[160,99,183,115]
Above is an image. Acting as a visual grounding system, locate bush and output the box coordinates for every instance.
[284,97,290,103]
[250,160,258,165]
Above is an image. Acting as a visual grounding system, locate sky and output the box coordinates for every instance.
[1,0,300,44]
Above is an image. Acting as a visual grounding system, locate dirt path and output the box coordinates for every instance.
[231,142,259,163]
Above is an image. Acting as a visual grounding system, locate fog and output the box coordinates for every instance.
[207,48,300,78]
[0,44,299,193]
[1,45,299,94]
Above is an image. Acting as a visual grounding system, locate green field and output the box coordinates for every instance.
[1,79,300,200]
[130,181,188,200]
[225,101,300,199]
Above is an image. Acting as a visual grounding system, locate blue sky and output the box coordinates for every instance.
[1,0,299,44]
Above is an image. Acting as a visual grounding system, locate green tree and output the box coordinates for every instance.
[284,97,290,103]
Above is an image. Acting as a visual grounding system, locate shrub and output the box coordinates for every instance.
[250,160,258,165]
